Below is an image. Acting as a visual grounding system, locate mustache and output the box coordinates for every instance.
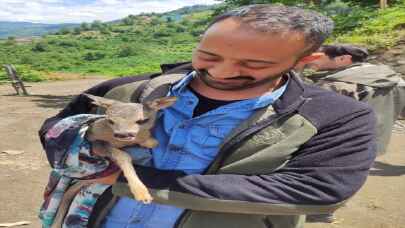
[196,69,255,81]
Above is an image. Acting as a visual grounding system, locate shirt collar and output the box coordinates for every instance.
[171,71,289,109]
[171,71,196,93]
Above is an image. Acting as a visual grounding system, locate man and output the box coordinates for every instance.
[39,5,376,228]
[296,44,369,74]
[297,44,405,155]
[297,44,405,224]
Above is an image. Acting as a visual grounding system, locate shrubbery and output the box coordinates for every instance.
[1,1,404,81]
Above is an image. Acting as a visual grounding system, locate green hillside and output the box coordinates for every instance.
[0,2,404,82]
[0,6,215,82]
[0,22,78,39]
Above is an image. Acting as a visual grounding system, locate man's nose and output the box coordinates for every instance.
[209,62,241,79]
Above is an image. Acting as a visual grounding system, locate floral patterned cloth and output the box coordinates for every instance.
[39,114,119,228]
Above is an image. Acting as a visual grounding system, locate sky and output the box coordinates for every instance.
[0,0,219,24]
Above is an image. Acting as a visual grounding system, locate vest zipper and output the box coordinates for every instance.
[174,110,296,228]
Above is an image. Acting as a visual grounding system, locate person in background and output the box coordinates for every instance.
[296,44,405,224]
[297,44,405,156]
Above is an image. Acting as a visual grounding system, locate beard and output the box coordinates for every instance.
[195,69,287,91]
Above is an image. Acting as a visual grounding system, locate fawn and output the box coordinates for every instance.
[84,94,177,204]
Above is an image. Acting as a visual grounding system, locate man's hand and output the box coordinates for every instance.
[90,140,112,157]
[86,119,113,143]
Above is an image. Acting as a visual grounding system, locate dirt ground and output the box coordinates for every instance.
[0,79,404,228]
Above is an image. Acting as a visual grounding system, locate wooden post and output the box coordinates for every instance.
[2,64,29,95]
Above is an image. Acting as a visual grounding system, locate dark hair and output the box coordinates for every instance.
[206,4,334,56]
[319,44,369,63]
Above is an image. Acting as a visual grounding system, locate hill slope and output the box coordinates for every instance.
[0,3,404,82]
[0,21,78,39]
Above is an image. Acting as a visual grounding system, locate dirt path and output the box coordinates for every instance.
[0,79,404,228]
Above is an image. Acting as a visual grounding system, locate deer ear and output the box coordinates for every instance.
[84,93,116,109]
[145,96,177,111]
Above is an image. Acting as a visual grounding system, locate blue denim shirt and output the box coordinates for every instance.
[103,72,287,228]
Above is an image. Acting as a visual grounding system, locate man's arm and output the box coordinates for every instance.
[114,106,376,215]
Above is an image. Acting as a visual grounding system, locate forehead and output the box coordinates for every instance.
[198,18,308,61]
[106,103,145,119]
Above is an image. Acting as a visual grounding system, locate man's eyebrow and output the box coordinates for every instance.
[243,59,278,64]
[197,49,277,64]
[197,49,220,57]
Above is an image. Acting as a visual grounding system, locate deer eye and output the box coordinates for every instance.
[107,119,115,125]
[136,119,149,125]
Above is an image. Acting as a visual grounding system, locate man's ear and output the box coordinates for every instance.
[297,52,325,65]
[335,55,353,67]
[338,55,353,63]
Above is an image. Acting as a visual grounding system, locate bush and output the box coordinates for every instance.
[99,26,110,35]
[10,65,45,82]
[19,55,35,64]
[91,20,104,30]
[83,52,106,61]
[73,27,82,35]
[190,29,204,37]
[175,26,186,33]
[58,27,71,35]
[32,42,48,52]
[57,40,78,47]
[5,36,16,46]
[80,22,91,31]
[121,36,130,42]
[118,46,137,57]
[122,17,135,25]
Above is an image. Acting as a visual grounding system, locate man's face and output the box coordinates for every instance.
[192,18,309,91]
[306,54,352,71]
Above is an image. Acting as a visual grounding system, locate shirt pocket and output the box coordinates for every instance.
[190,124,234,148]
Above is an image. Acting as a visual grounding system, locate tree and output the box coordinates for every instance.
[73,27,82,35]
[80,22,91,31]
[83,52,106,61]
[118,45,137,57]
[123,17,135,25]
[166,17,173,23]
[58,27,71,35]
[380,0,388,9]
[91,20,103,30]
[5,36,16,45]
[99,26,110,35]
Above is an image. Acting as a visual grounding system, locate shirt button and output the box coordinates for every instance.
[169,145,181,151]
[187,100,194,105]
[131,219,141,223]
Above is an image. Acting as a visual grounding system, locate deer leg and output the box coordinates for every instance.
[110,147,153,204]
[139,138,158,148]
[136,131,159,148]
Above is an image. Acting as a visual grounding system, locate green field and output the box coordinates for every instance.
[1,1,404,82]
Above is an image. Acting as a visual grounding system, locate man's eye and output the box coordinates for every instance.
[136,119,149,124]
[107,119,115,125]
[200,57,220,62]
[242,63,272,70]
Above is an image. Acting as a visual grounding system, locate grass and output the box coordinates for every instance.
[1,3,405,82]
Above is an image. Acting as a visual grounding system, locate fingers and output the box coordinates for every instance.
[91,140,112,157]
